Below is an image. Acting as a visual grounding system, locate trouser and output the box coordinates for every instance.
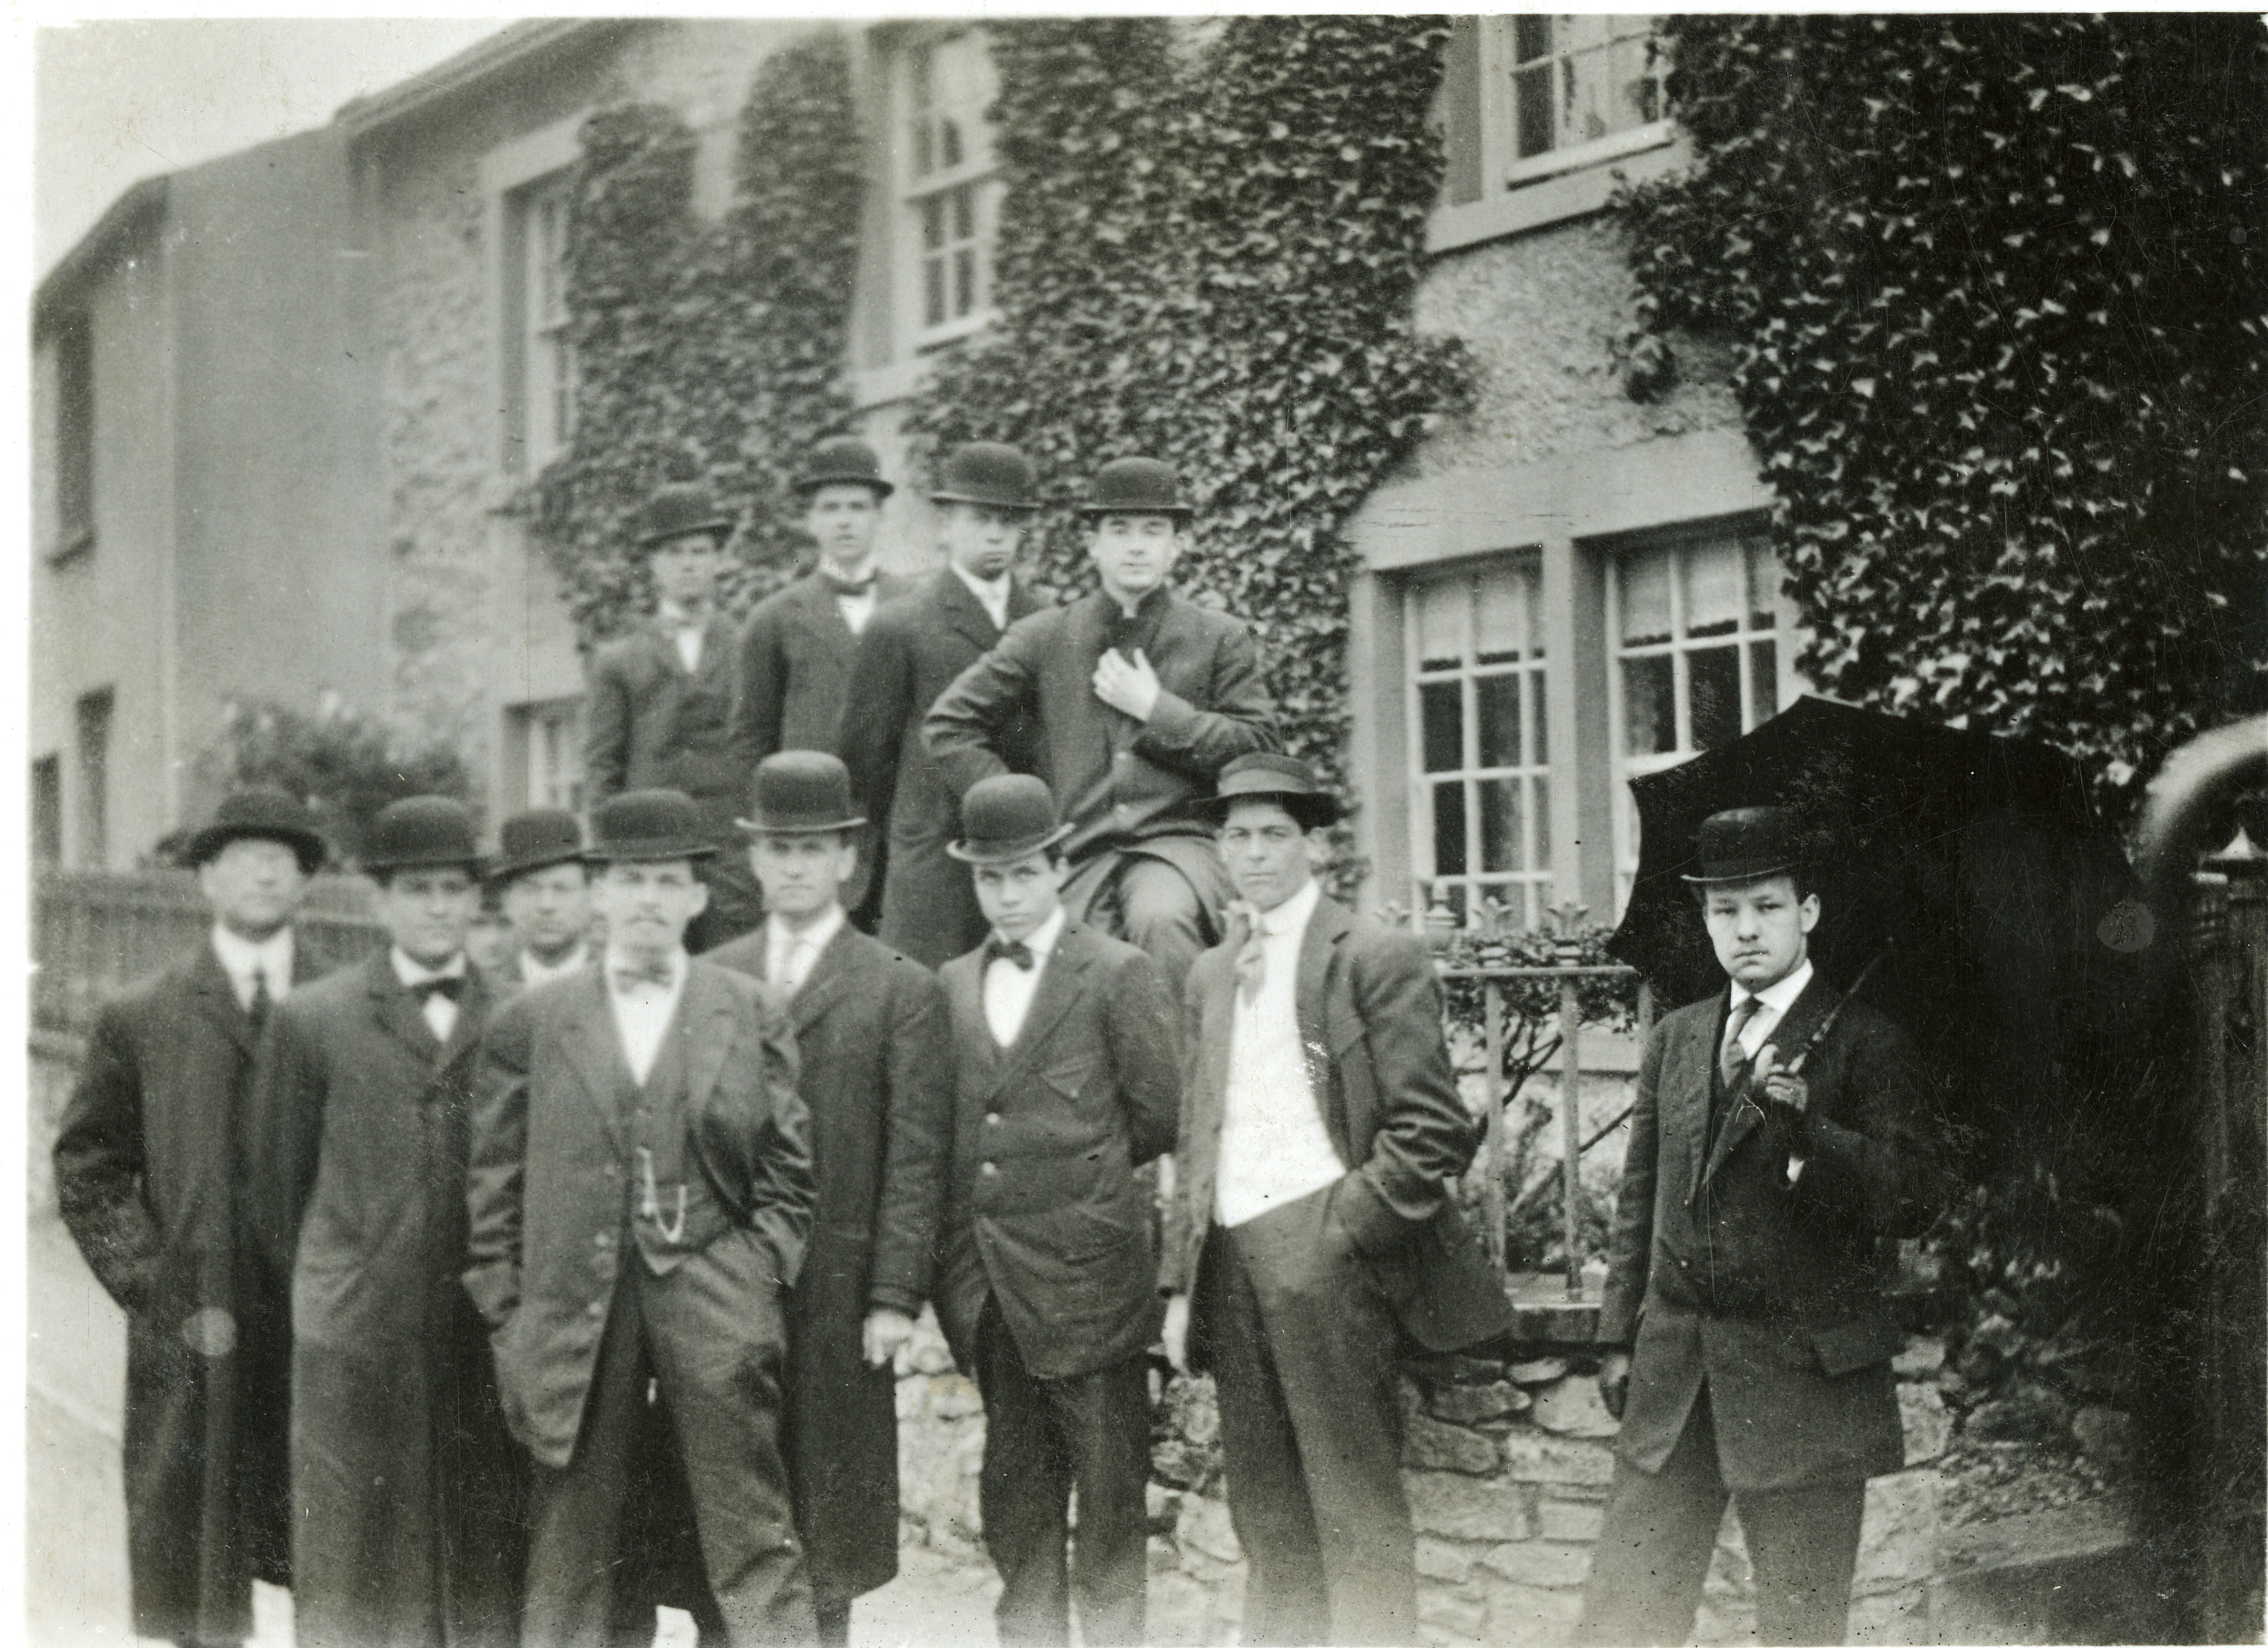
[1195,1191,1417,1646]
[521,1244,814,1648]
[1576,1384,1866,1647]
[1063,851,1221,998]
[971,1297,1150,1647]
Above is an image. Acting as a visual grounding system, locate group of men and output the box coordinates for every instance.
[55,430,1934,1648]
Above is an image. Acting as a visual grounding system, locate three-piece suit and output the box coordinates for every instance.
[584,616,761,949]
[1578,972,1936,1646]
[923,587,1277,992]
[1164,892,1513,1645]
[934,918,1181,1646]
[708,919,954,1626]
[465,960,818,1648]
[54,936,321,1646]
[838,568,1045,967]
[249,954,526,1648]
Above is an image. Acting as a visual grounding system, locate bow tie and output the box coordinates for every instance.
[407,975,464,1004]
[612,960,675,993]
[822,572,877,598]
[985,936,1036,972]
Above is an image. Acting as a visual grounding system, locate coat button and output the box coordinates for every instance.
[587,1301,604,1318]
[980,1161,999,1177]
[985,1112,1002,1126]
[595,1232,613,1249]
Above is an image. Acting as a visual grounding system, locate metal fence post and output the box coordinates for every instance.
[1549,899,1589,1299]
[1482,978,1507,1268]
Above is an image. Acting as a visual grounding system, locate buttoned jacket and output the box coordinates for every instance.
[732,569,915,771]
[585,616,746,830]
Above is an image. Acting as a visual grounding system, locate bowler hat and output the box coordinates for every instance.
[490,809,587,885]
[185,787,328,875]
[1682,806,1812,887]
[931,443,1038,512]
[946,775,1075,866]
[635,481,736,552]
[586,789,718,863]
[737,752,866,837]
[1197,753,1344,831]
[359,796,484,875]
[794,437,894,501]
[1078,456,1192,520]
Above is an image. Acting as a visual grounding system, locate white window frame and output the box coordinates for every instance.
[506,696,585,813]
[515,173,577,475]
[1496,15,1671,189]
[482,116,583,483]
[890,28,1002,353]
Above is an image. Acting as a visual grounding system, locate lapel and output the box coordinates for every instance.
[567,969,634,1152]
[1696,971,1840,1194]
[646,619,692,681]
[365,953,445,1068]
[795,574,856,648]
[434,967,492,1075]
[933,569,1003,655]
[787,921,858,1035]
[676,962,739,1117]
[1295,895,1357,1062]
[947,955,999,1093]
[693,614,737,694]
[993,921,1095,1088]
[1191,943,1241,1147]
[181,942,255,1055]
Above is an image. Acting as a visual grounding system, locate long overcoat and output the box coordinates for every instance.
[1599,974,1938,1492]
[249,955,525,1648]
[1162,895,1514,1359]
[933,920,1181,1381]
[708,921,954,1601]
[53,938,320,1645]
[837,568,1044,967]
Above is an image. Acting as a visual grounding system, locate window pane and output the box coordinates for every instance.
[1689,646,1742,751]
[1622,654,1675,755]
[1474,565,1531,662]
[1747,535,1780,628]
[1514,63,1553,158]
[921,195,946,251]
[1620,549,1672,646]
[1563,47,1613,147]
[954,248,975,317]
[1432,782,1468,876]
[1748,640,1778,725]
[1531,671,1548,765]
[1682,538,1743,637]
[1415,578,1464,669]
[1513,15,1551,63]
[952,183,974,241]
[1424,881,1470,923]
[1532,775,1551,866]
[1477,674,1523,769]
[1479,778,1524,872]
[1610,30,1662,125]
[924,257,946,329]
[1420,681,1463,774]
[942,117,963,171]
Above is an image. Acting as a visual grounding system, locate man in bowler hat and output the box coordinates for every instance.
[585,481,762,951]
[467,789,818,1648]
[248,796,525,1648]
[707,753,954,1647]
[1578,807,1938,1646]
[1161,754,1513,1645]
[932,774,1181,1647]
[55,788,327,1648]
[924,456,1278,995]
[840,441,1048,965]
[488,809,597,990]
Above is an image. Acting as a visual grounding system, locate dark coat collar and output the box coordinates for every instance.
[1693,969,1841,1195]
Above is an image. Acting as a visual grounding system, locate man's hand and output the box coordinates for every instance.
[1753,1045,1809,1114]
[862,1307,917,1370]
[1162,1293,1192,1374]
[1092,648,1162,722]
[1597,1350,1633,1420]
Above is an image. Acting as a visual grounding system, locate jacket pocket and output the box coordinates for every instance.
[1811,1317,1904,1377]
[1039,1059,1097,1101]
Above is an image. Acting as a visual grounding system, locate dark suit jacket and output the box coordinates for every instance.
[1164,894,1513,1360]
[465,961,815,1471]
[838,569,1045,967]
[922,586,1278,866]
[1601,973,1937,1492]
[934,920,1181,1381]
[54,938,320,1643]
[732,569,915,771]
[708,920,953,1597]
[585,615,746,828]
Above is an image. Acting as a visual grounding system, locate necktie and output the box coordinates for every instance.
[1719,996,1762,1091]
[248,967,272,1035]
[985,936,1035,972]
[613,960,673,993]
[823,571,877,598]
[410,975,465,1004]
[1233,910,1267,1007]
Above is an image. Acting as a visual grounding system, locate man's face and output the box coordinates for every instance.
[592,859,708,958]
[197,837,309,941]
[972,850,1065,943]
[1084,514,1185,604]
[1219,798,1324,914]
[501,861,593,963]
[648,534,724,607]
[377,867,481,967]
[466,911,516,976]
[750,833,857,925]
[1703,875,1818,992]
[805,484,883,568]
[939,500,1027,582]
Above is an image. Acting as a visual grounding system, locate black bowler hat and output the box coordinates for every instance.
[793,437,894,501]
[1078,456,1192,520]
[359,796,484,875]
[1197,753,1344,831]
[586,789,718,863]
[185,787,328,875]
[737,752,866,837]
[635,481,736,552]
[489,809,587,885]
[947,775,1075,866]
[1683,806,1812,887]
[931,442,1038,512]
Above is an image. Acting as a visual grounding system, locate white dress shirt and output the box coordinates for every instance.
[764,905,845,996]
[1725,957,1813,1066]
[518,941,593,991]
[822,560,880,637]
[392,947,470,1043]
[983,905,1066,1048]
[211,924,294,1015]
[658,600,708,673]
[951,563,1013,633]
[606,947,690,1086]
[1215,880,1347,1228]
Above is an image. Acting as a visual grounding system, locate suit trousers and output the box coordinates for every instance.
[971,1297,1149,1647]
[1195,1191,1418,1646]
[521,1243,814,1648]
[1064,853,1214,999]
[1577,1383,1866,1647]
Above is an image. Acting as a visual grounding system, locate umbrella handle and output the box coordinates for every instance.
[1783,947,1890,1076]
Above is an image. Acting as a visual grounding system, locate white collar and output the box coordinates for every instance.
[820,556,877,587]
[602,946,689,992]
[657,597,710,633]
[211,923,292,978]
[769,905,847,961]
[1250,877,1322,941]
[1732,957,1813,1018]
[951,562,1012,605]
[519,941,592,987]
[392,947,468,987]
[994,904,1067,963]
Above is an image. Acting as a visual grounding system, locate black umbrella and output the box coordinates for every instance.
[1608,696,2149,1163]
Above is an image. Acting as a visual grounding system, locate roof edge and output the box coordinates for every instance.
[337,19,641,142]
[36,174,168,329]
